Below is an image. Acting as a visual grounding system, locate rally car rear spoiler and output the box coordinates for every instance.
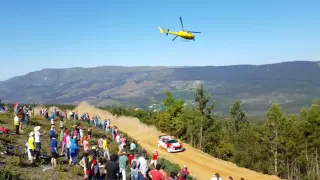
[158,135,167,139]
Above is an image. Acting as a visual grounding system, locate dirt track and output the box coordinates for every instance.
[74,102,277,180]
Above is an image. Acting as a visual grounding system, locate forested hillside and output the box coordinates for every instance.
[102,84,320,180]
[1,61,320,114]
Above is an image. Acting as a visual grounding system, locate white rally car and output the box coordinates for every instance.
[157,135,184,153]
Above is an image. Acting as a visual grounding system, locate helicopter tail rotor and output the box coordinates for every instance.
[158,27,164,34]
[166,29,169,36]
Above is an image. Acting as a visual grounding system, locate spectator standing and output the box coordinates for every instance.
[28,131,36,163]
[119,151,128,180]
[130,154,140,180]
[211,173,223,180]
[149,164,165,180]
[138,152,148,180]
[150,150,159,167]
[178,165,190,180]
[50,134,58,169]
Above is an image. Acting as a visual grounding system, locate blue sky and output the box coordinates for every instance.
[0,0,319,80]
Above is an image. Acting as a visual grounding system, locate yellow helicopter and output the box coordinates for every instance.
[158,16,201,41]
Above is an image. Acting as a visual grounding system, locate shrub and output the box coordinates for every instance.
[6,155,23,168]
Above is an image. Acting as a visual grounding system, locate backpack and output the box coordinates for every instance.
[0,126,8,134]
[131,159,137,169]
[89,156,100,175]
[85,156,90,170]
[180,170,187,179]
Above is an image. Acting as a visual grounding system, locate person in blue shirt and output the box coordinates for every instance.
[130,141,137,153]
[70,136,79,165]
[102,119,106,131]
[50,134,58,169]
[50,112,56,120]
[111,127,115,141]
[49,125,55,139]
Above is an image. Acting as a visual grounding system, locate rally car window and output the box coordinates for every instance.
[167,139,178,143]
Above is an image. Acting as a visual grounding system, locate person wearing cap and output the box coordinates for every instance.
[210,173,223,180]
[28,131,36,163]
[119,150,128,180]
[34,126,45,159]
[50,134,58,169]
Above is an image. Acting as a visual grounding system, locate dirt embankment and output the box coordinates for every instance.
[74,102,277,180]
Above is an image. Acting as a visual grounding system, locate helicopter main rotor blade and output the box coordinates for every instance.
[172,35,178,41]
[180,16,184,30]
[188,31,201,33]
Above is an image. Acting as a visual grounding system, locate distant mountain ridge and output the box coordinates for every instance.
[1,61,319,115]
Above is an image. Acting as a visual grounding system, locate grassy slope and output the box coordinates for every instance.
[0,112,189,180]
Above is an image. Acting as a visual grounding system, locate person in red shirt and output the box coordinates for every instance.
[128,151,134,167]
[150,150,159,167]
[149,164,164,180]
[178,165,190,180]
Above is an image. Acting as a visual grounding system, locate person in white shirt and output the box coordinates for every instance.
[106,119,111,132]
[34,126,45,151]
[211,173,223,180]
[138,153,148,180]
[79,127,84,145]
[116,134,121,145]
[66,132,72,164]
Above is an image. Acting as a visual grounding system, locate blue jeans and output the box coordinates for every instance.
[138,174,146,180]
[131,169,138,180]
[36,142,41,150]
[65,148,70,160]
[25,115,29,125]
[71,155,77,164]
